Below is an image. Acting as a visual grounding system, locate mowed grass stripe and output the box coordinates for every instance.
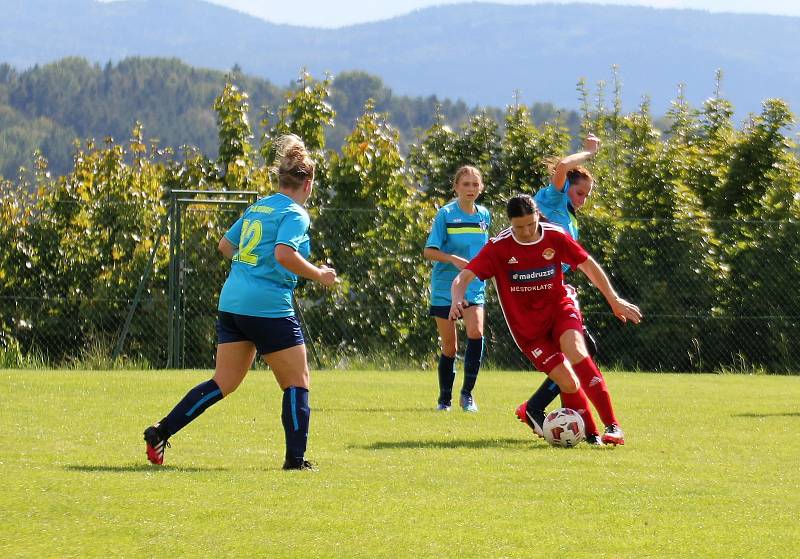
[1,370,798,558]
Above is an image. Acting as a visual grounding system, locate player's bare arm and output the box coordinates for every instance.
[274,244,337,287]
[449,268,477,320]
[218,236,237,259]
[423,247,470,270]
[551,133,601,191]
[577,256,642,324]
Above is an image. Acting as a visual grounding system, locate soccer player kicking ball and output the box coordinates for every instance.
[449,194,641,446]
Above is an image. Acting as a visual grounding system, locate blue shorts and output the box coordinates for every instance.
[429,303,483,320]
[216,311,305,355]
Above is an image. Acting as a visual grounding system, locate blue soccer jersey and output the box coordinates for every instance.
[425,200,491,306]
[218,193,310,318]
[534,180,579,241]
[535,180,579,274]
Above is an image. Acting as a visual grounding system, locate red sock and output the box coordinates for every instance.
[573,357,618,427]
[560,388,599,436]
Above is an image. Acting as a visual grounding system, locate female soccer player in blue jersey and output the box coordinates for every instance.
[517,134,626,445]
[423,166,491,412]
[144,134,337,470]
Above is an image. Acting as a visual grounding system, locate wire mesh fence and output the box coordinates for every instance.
[2,198,798,373]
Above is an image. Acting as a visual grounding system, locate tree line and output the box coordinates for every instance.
[1,57,571,180]
[1,69,798,372]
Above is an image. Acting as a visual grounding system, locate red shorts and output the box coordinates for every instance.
[520,301,584,373]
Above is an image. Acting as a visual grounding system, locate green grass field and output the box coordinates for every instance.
[1,369,799,558]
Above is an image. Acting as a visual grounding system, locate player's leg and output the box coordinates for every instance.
[565,284,598,357]
[459,304,484,412]
[432,311,458,410]
[264,344,313,469]
[143,312,255,465]
[516,339,599,439]
[520,286,592,428]
[517,378,560,436]
[516,338,563,436]
[560,328,623,445]
[546,361,600,439]
[259,314,315,470]
[144,342,253,465]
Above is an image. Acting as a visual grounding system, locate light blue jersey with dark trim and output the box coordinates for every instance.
[535,180,578,273]
[425,200,491,306]
[218,193,310,318]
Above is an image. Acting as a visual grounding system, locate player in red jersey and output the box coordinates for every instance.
[449,194,642,445]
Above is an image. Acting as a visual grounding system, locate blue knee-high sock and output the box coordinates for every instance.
[437,354,456,405]
[282,386,310,465]
[461,337,484,396]
[160,379,223,438]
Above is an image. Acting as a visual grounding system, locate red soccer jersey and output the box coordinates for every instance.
[466,222,589,344]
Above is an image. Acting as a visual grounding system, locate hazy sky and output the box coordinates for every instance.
[195,0,800,27]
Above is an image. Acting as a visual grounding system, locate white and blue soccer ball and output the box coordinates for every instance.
[542,407,585,447]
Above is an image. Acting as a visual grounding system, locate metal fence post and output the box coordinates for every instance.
[111,211,170,361]
[166,190,257,369]
[167,194,177,368]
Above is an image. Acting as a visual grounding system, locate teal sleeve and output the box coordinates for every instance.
[425,209,447,249]
[224,216,244,246]
[535,181,569,208]
[276,210,310,251]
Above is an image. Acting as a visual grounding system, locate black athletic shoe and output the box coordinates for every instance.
[586,433,604,446]
[143,425,170,465]
[282,459,317,471]
[515,402,544,438]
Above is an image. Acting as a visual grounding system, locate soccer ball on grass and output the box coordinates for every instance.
[542,407,585,447]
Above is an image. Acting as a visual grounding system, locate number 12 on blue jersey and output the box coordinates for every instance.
[233,219,262,266]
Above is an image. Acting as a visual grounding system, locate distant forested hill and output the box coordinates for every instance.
[1,58,514,178]
[1,0,799,115]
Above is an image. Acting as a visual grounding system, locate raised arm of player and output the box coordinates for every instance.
[577,255,642,324]
[551,134,600,191]
[448,268,478,320]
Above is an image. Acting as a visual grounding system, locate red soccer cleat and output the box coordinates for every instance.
[143,425,170,465]
[601,424,625,446]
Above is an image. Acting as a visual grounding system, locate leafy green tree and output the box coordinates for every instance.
[714,99,799,371]
[584,100,721,371]
[409,110,501,206]
[262,70,336,157]
[260,69,336,211]
[718,99,794,219]
[497,102,569,200]
[310,102,435,363]
[2,129,168,363]
[452,112,502,203]
[214,82,254,191]
[569,72,624,268]
[408,108,459,201]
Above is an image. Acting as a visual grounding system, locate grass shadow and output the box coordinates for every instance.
[353,437,543,451]
[733,412,800,418]
[316,407,433,413]
[64,464,229,473]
